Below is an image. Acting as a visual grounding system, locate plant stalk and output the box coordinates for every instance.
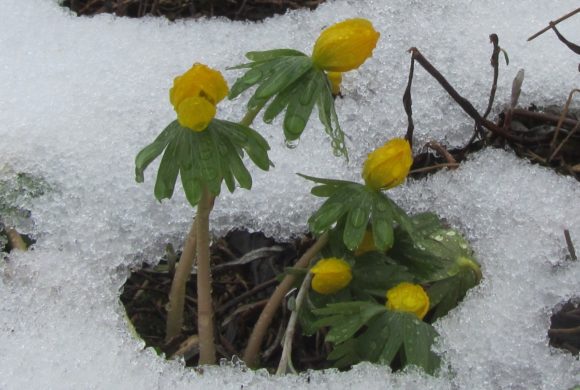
[243,232,329,368]
[165,217,198,342]
[196,185,216,365]
[276,271,313,375]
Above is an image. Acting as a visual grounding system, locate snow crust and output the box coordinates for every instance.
[1,0,579,388]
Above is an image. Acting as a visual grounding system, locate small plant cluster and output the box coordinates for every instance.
[134,18,482,374]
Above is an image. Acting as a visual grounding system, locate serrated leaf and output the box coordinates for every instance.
[297,173,355,188]
[371,194,395,251]
[428,267,479,321]
[135,121,180,183]
[228,58,287,100]
[327,339,360,369]
[245,48,306,62]
[390,212,478,282]
[401,313,440,374]
[313,301,386,344]
[263,82,295,123]
[317,77,348,159]
[283,68,323,141]
[351,252,413,296]
[343,194,372,251]
[308,190,353,233]
[153,131,181,201]
[310,184,341,198]
[253,56,313,100]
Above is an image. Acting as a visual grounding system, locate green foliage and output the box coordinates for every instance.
[389,212,480,282]
[427,267,479,321]
[229,49,347,158]
[300,174,412,251]
[312,302,440,374]
[135,119,271,207]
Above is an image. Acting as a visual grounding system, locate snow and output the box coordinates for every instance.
[1,0,579,388]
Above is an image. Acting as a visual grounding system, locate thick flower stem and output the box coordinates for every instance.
[196,185,216,365]
[243,232,329,368]
[165,218,198,342]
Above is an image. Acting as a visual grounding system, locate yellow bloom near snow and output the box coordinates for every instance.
[386,282,430,320]
[362,138,413,190]
[312,18,380,72]
[169,63,228,132]
[310,258,352,295]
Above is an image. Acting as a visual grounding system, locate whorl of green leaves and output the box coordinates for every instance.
[312,301,440,373]
[229,49,347,159]
[135,119,271,207]
[300,174,413,252]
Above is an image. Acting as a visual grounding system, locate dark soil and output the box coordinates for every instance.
[120,229,331,371]
[61,0,326,21]
[549,299,580,356]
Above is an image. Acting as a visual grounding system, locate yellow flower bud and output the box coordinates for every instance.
[310,257,352,295]
[175,97,216,132]
[169,63,228,131]
[362,138,413,190]
[327,71,342,96]
[312,18,380,72]
[386,282,430,320]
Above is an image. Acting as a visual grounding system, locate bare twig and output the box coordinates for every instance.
[549,89,580,157]
[427,141,457,165]
[527,8,580,41]
[564,229,577,261]
[276,272,313,375]
[483,34,500,121]
[409,163,460,174]
[408,48,519,142]
[243,232,329,368]
[549,119,580,162]
[549,23,580,55]
[403,55,415,148]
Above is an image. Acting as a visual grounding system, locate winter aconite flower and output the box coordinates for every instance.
[362,138,413,191]
[386,282,430,320]
[310,258,352,295]
[312,18,380,72]
[169,63,229,132]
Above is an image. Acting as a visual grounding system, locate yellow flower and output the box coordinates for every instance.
[169,63,229,132]
[362,138,413,190]
[327,71,342,96]
[386,282,430,320]
[310,258,352,295]
[312,18,380,72]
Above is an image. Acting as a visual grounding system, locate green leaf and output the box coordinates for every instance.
[327,339,360,369]
[297,173,355,188]
[343,193,372,251]
[317,78,348,159]
[370,194,395,251]
[253,56,313,100]
[245,49,306,62]
[313,301,386,344]
[135,121,180,183]
[401,313,440,374]
[283,68,323,141]
[178,130,202,206]
[389,212,478,282]
[308,189,354,234]
[153,130,181,201]
[228,57,287,100]
[427,267,479,321]
[351,252,414,296]
[263,82,296,124]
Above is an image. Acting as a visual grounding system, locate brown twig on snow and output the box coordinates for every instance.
[403,55,415,148]
[427,141,457,165]
[564,229,577,261]
[407,47,519,142]
[483,34,501,121]
[549,23,580,55]
[549,89,580,159]
[527,8,580,42]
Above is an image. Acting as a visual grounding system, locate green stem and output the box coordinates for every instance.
[239,101,266,127]
[165,217,197,342]
[196,185,216,365]
[243,232,329,368]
